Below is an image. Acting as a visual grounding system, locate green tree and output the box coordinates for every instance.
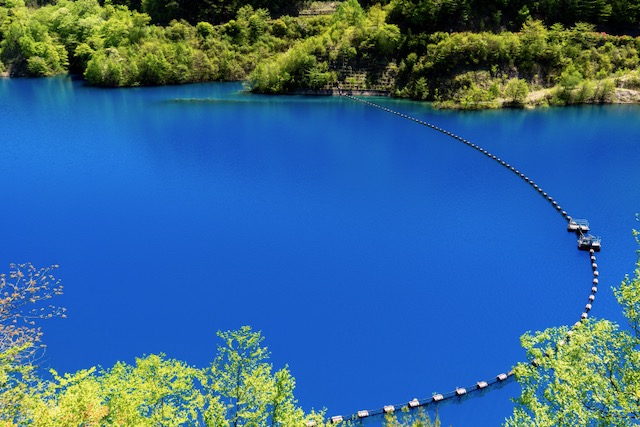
[504,78,529,105]
[506,228,640,426]
[19,368,107,427]
[99,354,204,427]
[384,409,442,427]
[209,326,275,427]
[269,366,305,427]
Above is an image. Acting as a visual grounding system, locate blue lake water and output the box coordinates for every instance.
[1,76,639,426]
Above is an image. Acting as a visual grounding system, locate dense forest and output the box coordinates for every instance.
[0,0,639,105]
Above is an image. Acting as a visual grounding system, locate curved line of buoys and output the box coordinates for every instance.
[311,93,602,426]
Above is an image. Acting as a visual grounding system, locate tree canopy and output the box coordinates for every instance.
[506,228,640,426]
[1,0,639,107]
[386,0,640,34]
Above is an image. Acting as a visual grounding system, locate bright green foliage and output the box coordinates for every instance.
[0,1,68,76]
[139,0,304,26]
[386,0,640,34]
[614,227,640,337]
[210,326,274,427]
[504,78,529,105]
[1,323,324,427]
[384,409,442,427]
[394,20,639,107]
[96,355,202,427]
[7,355,204,426]
[0,345,36,425]
[1,0,638,106]
[270,367,306,427]
[0,0,308,83]
[18,368,107,427]
[506,231,640,426]
[205,326,312,427]
[249,0,400,93]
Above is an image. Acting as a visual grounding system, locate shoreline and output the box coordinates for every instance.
[290,86,640,109]
[291,89,392,97]
[3,74,639,109]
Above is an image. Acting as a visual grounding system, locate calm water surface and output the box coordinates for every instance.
[1,76,639,426]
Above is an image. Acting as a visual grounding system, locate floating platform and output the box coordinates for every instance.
[568,219,590,233]
[578,235,601,251]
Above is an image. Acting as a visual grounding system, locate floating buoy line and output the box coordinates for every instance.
[310,93,603,425]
